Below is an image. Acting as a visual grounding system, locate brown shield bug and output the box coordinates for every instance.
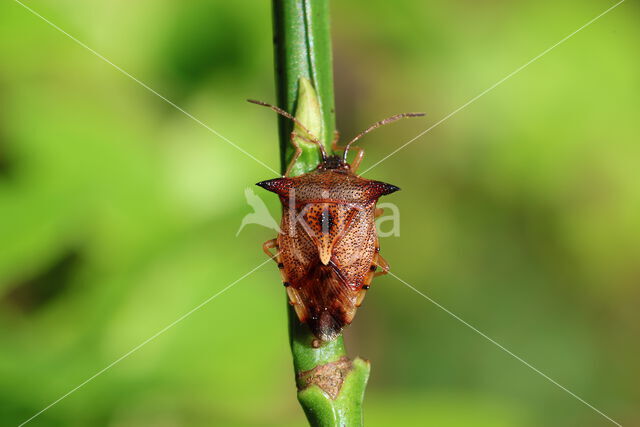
[250,99,424,341]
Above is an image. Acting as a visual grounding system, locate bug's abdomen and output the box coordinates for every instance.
[277,202,379,340]
[294,262,357,341]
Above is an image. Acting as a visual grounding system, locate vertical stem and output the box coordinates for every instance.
[271,1,370,426]
[273,0,335,168]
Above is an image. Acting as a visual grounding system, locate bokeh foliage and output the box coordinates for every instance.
[0,0,638,425]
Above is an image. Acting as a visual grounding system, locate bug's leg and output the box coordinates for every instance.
[374,253,390,277]
[263,238,288,278]
[331,130,341,152]
[349,147,365,173]
[284,132,303,177]
[264,238,288,277]
[287,287,308,321]
[357,265,376,307]
[355,287,367,307]
[263,238,279,260]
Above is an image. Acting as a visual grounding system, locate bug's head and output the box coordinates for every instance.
[319,154,349,171]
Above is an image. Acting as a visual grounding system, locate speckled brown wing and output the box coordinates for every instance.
[332,203,378,289]
[277,203,364,340]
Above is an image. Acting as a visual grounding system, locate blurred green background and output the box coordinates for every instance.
[1,0,638,425]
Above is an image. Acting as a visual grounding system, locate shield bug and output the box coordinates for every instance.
[251,99,424,341]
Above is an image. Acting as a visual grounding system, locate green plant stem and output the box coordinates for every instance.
[271,1,370,425]
[273,0,334,170]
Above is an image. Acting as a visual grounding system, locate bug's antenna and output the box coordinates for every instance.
[343,112,425,162]
[248,99,327,160]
